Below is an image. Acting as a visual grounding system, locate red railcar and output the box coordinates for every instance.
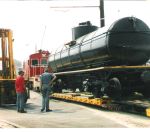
[23,50,51,91]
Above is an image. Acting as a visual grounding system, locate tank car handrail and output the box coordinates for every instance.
[59,45,66,68]
[53,50,58,71]
[68,45,73,67]
[108,31,150,33]
[76,34,88,44]
[78,42,86,67]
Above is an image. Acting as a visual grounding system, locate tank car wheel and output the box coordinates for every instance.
[141,87,150,98]
[142,92,150,98]
[108,77,122,100]
[79,86,85,92]
[92,87,102,98]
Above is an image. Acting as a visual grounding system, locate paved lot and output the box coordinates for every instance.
[0,91,150,128]
[0,120,23,128]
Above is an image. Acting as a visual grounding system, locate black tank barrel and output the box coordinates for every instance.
[49,17,150,72]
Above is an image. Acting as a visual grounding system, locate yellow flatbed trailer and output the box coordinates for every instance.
[51,92,150,117]
[52,93,111,106]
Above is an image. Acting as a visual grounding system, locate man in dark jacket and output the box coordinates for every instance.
[40,68,56,112]
[15,70,27,113]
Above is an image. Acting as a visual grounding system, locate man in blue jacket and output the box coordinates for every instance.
[40,68,56,112]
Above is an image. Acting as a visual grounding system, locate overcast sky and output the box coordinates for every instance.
[0,0,149,61]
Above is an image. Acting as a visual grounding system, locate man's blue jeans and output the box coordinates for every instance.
[16,93,25,111]
[41,84,51,110]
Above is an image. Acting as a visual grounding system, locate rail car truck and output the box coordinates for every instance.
[23,50,50,91]
[48,17,150,100]
[0,29,29,105]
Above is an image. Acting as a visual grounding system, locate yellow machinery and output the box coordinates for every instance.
[0,29,29,105]
[0,29,16,79]
[0,29,16,105]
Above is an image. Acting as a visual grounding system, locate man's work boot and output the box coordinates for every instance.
[20,110,27,113]
[46,109,52,112]
[41,109,45,112]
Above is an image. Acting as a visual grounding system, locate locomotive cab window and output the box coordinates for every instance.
[31,59,38,66]
[41,59,47,65]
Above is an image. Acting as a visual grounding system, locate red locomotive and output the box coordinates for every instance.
[23,49,50,91]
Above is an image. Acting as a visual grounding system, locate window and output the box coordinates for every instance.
[32,59,38,66]
[41,59,47,65]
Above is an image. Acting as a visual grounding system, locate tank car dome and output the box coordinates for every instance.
[108,17,150,32]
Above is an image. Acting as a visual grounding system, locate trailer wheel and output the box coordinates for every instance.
[108,77,122,100]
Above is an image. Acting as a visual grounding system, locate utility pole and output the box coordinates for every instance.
[100,0,105,27]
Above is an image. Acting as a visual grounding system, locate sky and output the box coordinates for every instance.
[0,0,150,62]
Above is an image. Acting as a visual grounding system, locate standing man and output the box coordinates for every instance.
[40,68,56,112]
[15,70,27,113]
